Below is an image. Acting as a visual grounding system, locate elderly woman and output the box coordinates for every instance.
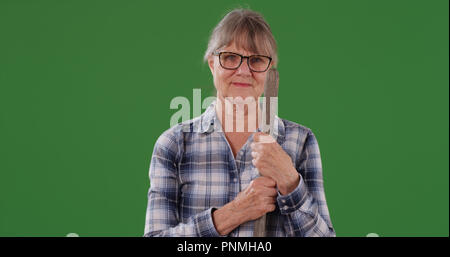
[144,9,335,237]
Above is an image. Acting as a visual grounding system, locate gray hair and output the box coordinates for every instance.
[204,9,278,67]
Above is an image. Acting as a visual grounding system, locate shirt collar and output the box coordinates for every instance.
[200,99,286,141]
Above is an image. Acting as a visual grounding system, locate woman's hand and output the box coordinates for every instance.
[250,132,300,195]
[212,132,300,236]
[212,176,277,235]
[232,176,277,221]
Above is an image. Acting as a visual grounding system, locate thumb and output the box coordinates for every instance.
[253,132,275,144]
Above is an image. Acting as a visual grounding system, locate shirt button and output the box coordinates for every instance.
[281,199,286,203]
[233,178,238,182]
[283,206,289,211]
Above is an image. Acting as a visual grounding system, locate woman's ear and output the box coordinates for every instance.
[208,56,215,74]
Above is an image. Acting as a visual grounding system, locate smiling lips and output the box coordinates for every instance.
[232,82,252,87]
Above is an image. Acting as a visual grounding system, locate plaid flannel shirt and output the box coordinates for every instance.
[144,100,335,237]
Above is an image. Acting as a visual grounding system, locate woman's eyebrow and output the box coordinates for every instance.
[223,50,262,56]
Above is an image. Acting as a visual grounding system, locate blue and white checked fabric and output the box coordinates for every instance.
[144,100,335,237]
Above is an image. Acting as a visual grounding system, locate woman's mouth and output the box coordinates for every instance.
[232,82,252,87]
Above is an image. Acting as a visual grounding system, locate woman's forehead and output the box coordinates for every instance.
[220,41,270,56]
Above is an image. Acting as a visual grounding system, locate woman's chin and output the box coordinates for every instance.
[227,89,257,100]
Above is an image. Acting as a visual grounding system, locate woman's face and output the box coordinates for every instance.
[208,42,271,101]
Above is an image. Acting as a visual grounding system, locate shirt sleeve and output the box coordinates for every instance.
[143,129,222,237]
[276,130,336,237]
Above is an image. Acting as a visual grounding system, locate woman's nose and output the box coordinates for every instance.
[235,58,252,75]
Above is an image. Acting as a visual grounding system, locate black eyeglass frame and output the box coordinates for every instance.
[212,51,272,73]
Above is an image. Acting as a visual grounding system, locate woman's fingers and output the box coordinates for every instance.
[252,176,276,187]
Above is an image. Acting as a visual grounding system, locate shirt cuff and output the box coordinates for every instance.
[194,207,225,237]
[276,175,312,215]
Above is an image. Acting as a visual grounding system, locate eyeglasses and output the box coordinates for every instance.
[213,51,272,72]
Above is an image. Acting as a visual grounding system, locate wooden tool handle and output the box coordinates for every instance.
[253,68,279,237]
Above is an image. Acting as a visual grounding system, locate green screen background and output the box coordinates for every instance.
[0,0,448,237]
